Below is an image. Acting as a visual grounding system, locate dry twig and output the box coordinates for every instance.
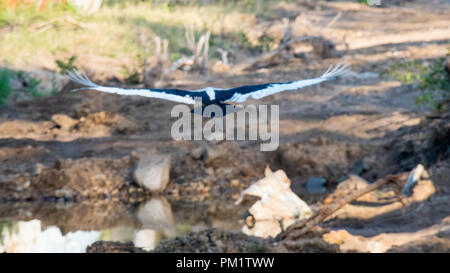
[277,173,407,241]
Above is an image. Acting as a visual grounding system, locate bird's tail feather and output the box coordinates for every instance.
[67,68,100,91]
[320,63,351,79]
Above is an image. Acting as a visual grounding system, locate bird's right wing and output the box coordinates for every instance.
[67,69,197,104]
[224,63,350,103]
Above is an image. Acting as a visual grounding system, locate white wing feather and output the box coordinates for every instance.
[67,69,196,104]
[225,63,350,103]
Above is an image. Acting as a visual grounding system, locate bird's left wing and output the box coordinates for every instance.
[224,63,350,103]
[67,69,198,104]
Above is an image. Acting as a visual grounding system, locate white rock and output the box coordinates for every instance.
[236,167,313,238]
[134,154,171,192]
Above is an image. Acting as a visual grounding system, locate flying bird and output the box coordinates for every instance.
[68,63,350,115]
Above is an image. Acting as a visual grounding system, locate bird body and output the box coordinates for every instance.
[68,63,350,109]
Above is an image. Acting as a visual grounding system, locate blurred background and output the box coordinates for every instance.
[0,0,449,253]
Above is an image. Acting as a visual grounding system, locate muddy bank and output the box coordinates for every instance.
[1,109,447,203]
[86,228,340,253]
[86,112,450,253]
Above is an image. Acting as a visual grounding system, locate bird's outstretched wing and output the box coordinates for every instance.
[223,63,350,103]
[67,69,198,104]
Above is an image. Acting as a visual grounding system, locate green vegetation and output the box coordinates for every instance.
[0,0,295,74]
[386,56,450,111]
[120,65,140,84]
[416,57,450,111]
[56,55,78,74]
[0,0,303,105]
[0,68,12,105]
[0,68,51,105]
[386,60,427,85]
[27,77,43,97]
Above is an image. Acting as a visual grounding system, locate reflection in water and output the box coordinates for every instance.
[135,198,175,250]
[96,197,176,251]
[0,196,242,253]
[0,220,100,253]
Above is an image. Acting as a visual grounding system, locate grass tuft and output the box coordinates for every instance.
[0,68,12,105]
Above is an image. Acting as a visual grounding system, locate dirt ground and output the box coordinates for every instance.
[0,0,449,253]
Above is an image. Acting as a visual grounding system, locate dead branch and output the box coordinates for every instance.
[166,57,195,74]
[320,12,342,34]
[231,17,339,72]
[166,29,210,74]
[232,35,321,72]
[200,31,210,73]
[31,16,86,32]
[216,48,229,66]
[144,36,169,88]
[277,173,408,241]
[184,23,197,53]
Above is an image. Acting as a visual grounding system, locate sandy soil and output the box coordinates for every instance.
[0,0,449,253]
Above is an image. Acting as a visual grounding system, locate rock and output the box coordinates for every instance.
[51,114,78,131]
[113,115,137,134]
[306,176,327,194]
[134,153,171,192]
[236,168,313,238]
[335,175,369,192]
[205,142,232,165]
[322,230,352,245]
[190,145,206,160]
[324,175,375,204]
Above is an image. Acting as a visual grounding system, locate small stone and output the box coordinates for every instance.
[231,179,240,187]
[323,230,351,245]
[175,176,186,184]
[191,146,206,160]
[54,187,73,198]
[113,115,137,134]
[205,144,228,164]
[134,153,171,192]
